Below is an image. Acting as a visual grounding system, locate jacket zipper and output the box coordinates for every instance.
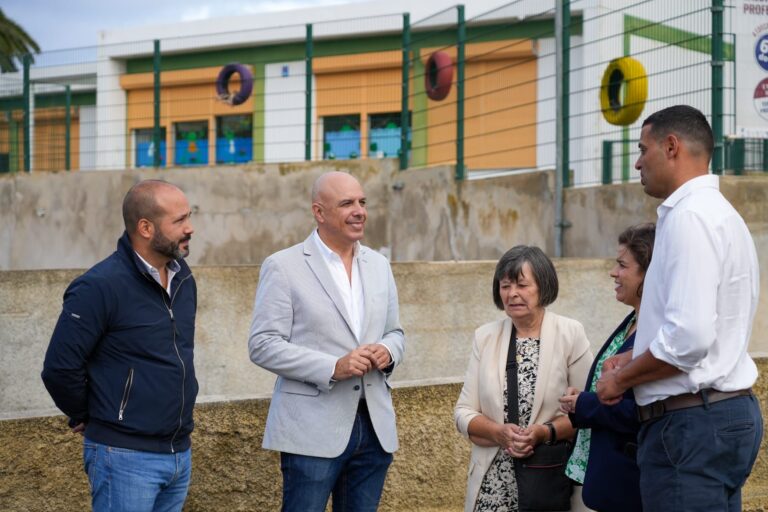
[165,273,193,453]
[118,368,134,421]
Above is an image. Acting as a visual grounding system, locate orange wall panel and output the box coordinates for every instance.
[124,66,253,166]
[426,56,537,169]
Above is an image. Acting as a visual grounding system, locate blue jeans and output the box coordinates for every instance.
[280,403,393,512]
[637,394,762,512]
[83,438,192,512]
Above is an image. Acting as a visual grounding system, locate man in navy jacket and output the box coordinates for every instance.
[42,179,198,512]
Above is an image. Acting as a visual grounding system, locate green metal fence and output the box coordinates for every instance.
[0,0,759,184]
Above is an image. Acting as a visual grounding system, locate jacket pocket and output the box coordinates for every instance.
[118,368,134,421]
[279,378,320,396]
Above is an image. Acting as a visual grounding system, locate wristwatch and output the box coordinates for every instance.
[544,421,556,445]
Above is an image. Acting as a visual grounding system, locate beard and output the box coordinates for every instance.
[150,230,190,260]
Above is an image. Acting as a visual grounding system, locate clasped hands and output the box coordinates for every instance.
[332,344,391,380]
[595,350,632,405]
[496,423,544,458]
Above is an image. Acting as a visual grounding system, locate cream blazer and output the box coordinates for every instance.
[454,310,594,512]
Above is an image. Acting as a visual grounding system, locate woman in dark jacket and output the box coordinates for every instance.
[559,223,655,512]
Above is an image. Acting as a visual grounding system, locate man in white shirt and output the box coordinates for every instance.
[248,171,405,511]
[596,105,762,511]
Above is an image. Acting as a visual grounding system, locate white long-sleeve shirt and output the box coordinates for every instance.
[633,174,760,405]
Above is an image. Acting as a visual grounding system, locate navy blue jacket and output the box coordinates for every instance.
[42,232,198,454]
[569,312,642,512]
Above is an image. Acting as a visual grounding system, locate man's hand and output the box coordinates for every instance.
[364,343,392,370]
[333,346,374,380]
[71,422,86,435]
[603,350,632,373]
[596,369,625,405]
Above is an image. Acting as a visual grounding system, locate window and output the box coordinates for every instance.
[369,112,410,159]
[323,115,360,160]
[134,128,166,168]
[216,115,253,164]
[175,121,208,166]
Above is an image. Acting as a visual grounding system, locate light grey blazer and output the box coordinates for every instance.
[248,233,405,458]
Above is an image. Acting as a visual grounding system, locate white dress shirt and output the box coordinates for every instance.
[135,252,180,296]
[633,174,760,405]
[312,230,365,340]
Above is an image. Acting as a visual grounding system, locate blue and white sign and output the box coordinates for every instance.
[755,34,768,71]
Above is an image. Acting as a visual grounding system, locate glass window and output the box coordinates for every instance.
[134,128,166,168]
[216,115,253,164]
[369,112,411,159]
[323,115,360,160]
[175,121,208,166]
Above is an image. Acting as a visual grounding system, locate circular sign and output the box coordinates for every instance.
[755,34,768,71]
[752,77,768,120]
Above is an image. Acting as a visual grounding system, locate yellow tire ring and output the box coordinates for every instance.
[600,57,648,126]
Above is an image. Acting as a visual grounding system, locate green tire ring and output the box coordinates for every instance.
[600,57,648,126]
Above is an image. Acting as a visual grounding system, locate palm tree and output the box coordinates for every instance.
[0,8,40,73]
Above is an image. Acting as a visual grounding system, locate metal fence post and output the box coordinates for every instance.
[763,139,768,172]
[23,54,31,173]
[711,0,724,175]
[456,5,465,181]
[555,0,571,257]
[400,13,410,171]
[602,140,613,185]
[153,40,162,168]
[732,138,744,175]
[305,24,313,162]
[65,85,71,171]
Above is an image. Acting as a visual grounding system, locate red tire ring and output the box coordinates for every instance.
[425,51,453,101]
[216,63,254,106]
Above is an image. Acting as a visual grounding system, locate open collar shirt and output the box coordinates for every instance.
[633,174,760,405]
[135,251,180,297]
[312,229,365,341]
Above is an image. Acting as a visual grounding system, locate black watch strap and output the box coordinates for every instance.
[544,421,556,445]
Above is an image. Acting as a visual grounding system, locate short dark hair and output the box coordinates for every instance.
[122,180,173,233]
[642,105,713,160]
[493,245,558,310]
[618,223,656,298]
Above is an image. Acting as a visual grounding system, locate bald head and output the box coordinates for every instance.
[311,171,362,204]
[311,172,367,251]
[122,180,182,234]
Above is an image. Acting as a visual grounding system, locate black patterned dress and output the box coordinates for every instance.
[473,336,540,512]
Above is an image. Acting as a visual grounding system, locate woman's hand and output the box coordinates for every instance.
[503,423,546,458]
[559,386,580,414]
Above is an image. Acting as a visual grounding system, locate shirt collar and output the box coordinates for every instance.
[660,173,718,211]
[312,229,360,260]
[134,251,181,275]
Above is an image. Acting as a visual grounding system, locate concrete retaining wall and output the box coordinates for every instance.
[2,165,766,270]
[3,259,767,420]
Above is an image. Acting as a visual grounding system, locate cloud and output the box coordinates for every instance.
[180,5,212,21]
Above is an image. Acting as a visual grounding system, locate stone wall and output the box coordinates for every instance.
[2,378,768,511]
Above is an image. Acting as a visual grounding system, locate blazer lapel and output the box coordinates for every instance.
[358,247,374,342]
[497,317,513,422]
[529,310,554,425]
[303,235,356,339]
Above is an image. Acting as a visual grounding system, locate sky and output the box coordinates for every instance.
[3,0,370,53]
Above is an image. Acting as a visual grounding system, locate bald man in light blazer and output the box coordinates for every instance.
[248,172,405,512]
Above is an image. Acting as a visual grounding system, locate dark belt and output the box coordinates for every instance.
[637,388,752,423]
